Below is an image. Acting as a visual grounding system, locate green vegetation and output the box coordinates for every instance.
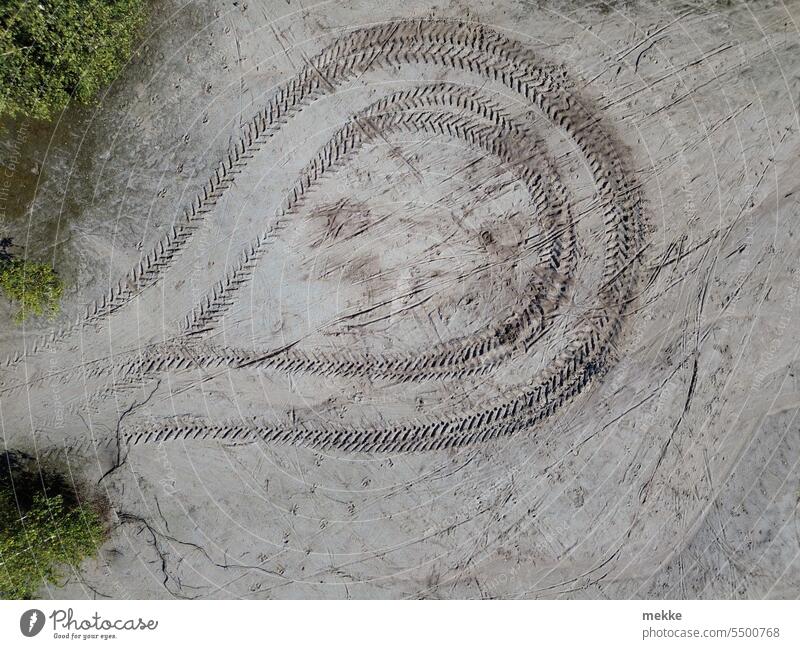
[0,453,105,599]
[1,0,147,121]
[0,258,64,322]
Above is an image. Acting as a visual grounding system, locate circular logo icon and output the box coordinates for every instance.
[20,609,45,637]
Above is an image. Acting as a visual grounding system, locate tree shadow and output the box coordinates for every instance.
[0,450,80,511]
[0,237,13,264]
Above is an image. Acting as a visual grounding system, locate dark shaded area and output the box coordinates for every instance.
[0,237,12,262]
[0,450,81,512]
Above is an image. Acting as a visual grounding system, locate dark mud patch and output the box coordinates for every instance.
[0,109,97,282]
[0,0,219,337]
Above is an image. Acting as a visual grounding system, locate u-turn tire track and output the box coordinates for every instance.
[12,20,644,453]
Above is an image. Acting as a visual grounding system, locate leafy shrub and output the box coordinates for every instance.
[0,492,104,598]
[0,258,64,322]
[0,0,147,120]
[0,453,105,599]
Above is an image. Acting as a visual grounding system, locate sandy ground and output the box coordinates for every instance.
[1,0,799,598]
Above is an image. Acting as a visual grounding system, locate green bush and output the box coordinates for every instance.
[0,0,147,120]
[0,456,105,599]
[0,258,64,322]
[0,490,104,599]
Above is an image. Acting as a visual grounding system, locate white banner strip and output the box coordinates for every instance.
[1,600,798,648]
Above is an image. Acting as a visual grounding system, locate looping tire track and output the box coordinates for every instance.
[11,20,644,453]
[176,83,576,382]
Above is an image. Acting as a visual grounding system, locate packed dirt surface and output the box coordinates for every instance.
[1,0,799,598]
